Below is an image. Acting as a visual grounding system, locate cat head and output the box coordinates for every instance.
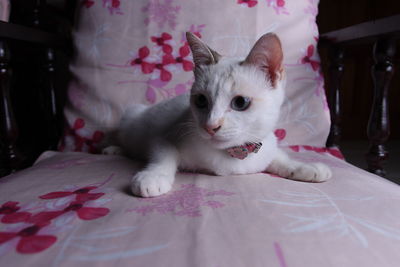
[186,32,286,149]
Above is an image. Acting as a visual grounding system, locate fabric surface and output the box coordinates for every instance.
[1,150,399,266]
[61,0,330,153]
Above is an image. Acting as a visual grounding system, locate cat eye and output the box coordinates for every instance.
[231,96,251,111]
[193,94,209,109]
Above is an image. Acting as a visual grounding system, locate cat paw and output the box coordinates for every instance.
[131,171,173,197]
[289,163,332,182]
[102,146,123,155]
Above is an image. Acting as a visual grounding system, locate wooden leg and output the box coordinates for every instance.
[0,39,22,175]
[326,45,344,148]
[366,38,396,177]
[42,47,61,150]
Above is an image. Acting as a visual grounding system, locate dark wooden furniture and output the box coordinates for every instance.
[0,0,74,176]
[320,15,400,177]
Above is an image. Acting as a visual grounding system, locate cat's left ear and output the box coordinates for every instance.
[243,33,284,88]
[186,32,221,66]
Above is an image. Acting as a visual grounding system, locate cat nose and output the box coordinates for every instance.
[204,124,221,136]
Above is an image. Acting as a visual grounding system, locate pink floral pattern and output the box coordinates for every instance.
[128,184,235,217]
[0,202,31,224]
[64,0,331,152]
[142,0,181,30]
[266,0,289,14]
[0,178,112,254]
[237,0,258,8]
[81,0,123,15]
[102,0,123,15]
[301,44,320,71]
[289,145,345,160]
[59,118,104,153]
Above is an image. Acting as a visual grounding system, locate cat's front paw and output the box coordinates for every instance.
[131,170,173,197]
[290,163,332,182]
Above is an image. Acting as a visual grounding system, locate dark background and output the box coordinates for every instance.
[317,0,400,141]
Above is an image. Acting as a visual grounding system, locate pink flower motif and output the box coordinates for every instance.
[130,46,156,74]
[142,0,181,30]
[0,224,57,254]
[154,61,173,82]
[266,0,289,15]
[0,178,112,254]
[301,45,320,71]
[39,186,104,202]
[151,32,173,54]
[0,202,31,224]
[102,0,123,15]
[237,0,258,8]
[146,86,157,104]
[60,118,105,154]
[163,43,194,71]
[61,201,110,220]
[129,184,235,217]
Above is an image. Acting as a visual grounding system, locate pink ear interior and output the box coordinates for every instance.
[243,33,283,87]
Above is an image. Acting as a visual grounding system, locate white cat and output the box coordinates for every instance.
[104,32,332,197]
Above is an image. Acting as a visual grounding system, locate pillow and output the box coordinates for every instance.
[60,0,330,153]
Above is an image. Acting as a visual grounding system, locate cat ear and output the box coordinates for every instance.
[186,32,221,66]
[243,33,284,88]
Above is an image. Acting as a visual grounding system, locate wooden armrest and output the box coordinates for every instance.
[319,14,399,177]
[0,21,65,46]
[320,14,400,45]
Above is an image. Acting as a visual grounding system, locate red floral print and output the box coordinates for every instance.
[276,0,285,7]
[39,186,104,202]
[111,0,120,8]
[301,45,320,71]
[0,224,57,254]
[0,181,111,254]
[0,202,31,224]
[151,32,173,54]
[61,118,105,153]
[154,61,173,82]
[238,0,258,8]
[63,201,110,220]
[163,43,194,71]
[130,46,156,74]
[102,0,123,15]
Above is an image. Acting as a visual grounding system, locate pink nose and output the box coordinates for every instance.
[204,124,221,136]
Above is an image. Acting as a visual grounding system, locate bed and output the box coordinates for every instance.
[1,1,400,266]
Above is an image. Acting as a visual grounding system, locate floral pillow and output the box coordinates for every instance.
[60,0,330,153]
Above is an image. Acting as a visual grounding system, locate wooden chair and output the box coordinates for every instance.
[320,15,400,177]
[0,0,75,176]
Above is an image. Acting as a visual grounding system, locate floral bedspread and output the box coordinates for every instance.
[1,148,399,266]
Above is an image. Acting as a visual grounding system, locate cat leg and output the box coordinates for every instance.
[267,149,332,182]
[131,141,179,197]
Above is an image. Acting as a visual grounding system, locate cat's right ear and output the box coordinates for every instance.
[186,32,221,66]
[242,33,284,88]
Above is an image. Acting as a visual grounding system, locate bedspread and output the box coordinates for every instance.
[0,148,399,267]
